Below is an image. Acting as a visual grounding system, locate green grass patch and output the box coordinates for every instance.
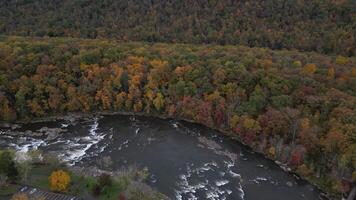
[24,165,52,190]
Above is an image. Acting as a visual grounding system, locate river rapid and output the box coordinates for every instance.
[0,115,326,200]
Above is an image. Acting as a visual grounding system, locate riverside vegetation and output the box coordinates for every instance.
[0,150,166,200]
[0,36,355,198]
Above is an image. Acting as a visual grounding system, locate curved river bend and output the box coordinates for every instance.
[0,115,326,200]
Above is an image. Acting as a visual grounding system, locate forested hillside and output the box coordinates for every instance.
[0,0,355,198]
[0,36,355,196]
[0,0,355,55]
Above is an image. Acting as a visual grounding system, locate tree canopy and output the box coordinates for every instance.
[0,0,355,55]
[0,36,355,196]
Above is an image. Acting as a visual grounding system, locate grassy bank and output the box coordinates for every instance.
[0,150,167,200]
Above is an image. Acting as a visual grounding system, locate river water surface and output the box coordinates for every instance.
[0,115,326,200]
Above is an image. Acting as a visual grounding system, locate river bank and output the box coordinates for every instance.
[0,111,338,199]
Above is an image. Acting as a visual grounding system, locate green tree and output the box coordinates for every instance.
[0,151,19,180]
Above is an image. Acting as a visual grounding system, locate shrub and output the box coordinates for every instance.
[91,184,102,197]
[292,60,302,68]
[49,170,71,192]
[0,151,19,180]
[91,173,113,197]
[137,167,149,181]
[98,173,112,188]
[124,182,159,200]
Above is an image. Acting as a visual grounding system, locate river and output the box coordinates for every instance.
[0,115,326,200]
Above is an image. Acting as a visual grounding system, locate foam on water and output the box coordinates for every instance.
[174,160,244,200]
[9,137,46,153]
[215,180,229,186]
[61,123,69,128]
[1,118,110,166]
[228,170,241,178]
[118,139,129,150]
[171,121,179,128]
[224,160,234,168]
[237,181,245,200]
[59,118,109,166]
[250,176,269,184]
[135,128,140,135]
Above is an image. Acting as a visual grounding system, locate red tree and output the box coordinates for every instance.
[289,150,303,167]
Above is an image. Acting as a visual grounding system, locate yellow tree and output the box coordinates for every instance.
[212,68,226,85]
[115,92,126,111]
[133,100,143,112]
[327,67,335,80]
[302,63,317,75]
[65,85,81,111]
[335,55,348,65]
[174,65,192,80]
[95,90,112,110]
[153,93,165,111]
[229,115,240,130]
[111,63,124,90]
[49,170,71,192]
[292,60,302,68]
[148,59,170,88]
[243,117,261,133]
[143,88,155,113]
[125,93,133,110]
[78,95,91,112]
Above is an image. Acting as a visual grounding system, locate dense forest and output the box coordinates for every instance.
[0,36,355,197]
[0,0,355,56]
[0,0,355,198]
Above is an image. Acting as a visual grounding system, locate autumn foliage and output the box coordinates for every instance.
[49,170,71,192]
[302,63,317,75]
[0,0,355,55]
[0,37,355,195]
